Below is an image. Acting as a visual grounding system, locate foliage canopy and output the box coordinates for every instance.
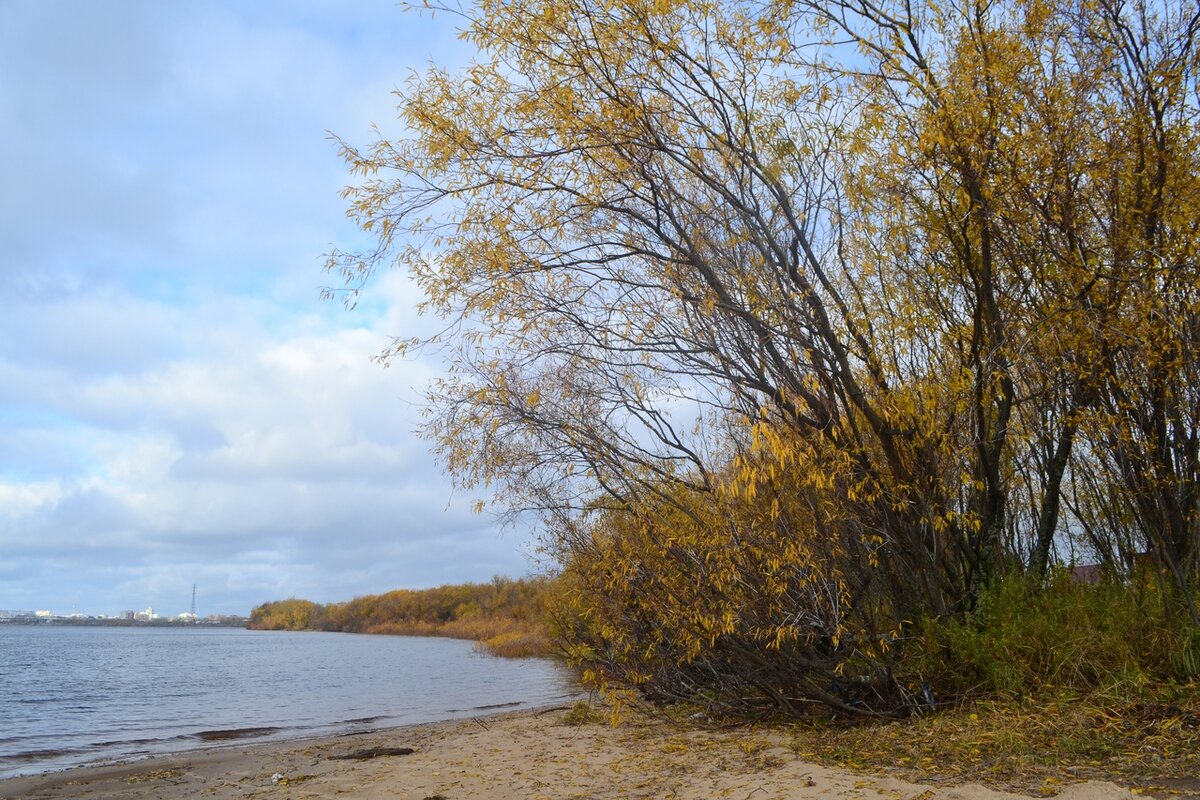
[331,0,1200,715]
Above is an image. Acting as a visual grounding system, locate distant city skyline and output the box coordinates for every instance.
[1,585,224,619]
[0,606,234,621]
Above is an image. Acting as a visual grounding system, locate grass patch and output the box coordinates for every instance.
[773,575,1200,795]
[906,573,1200,702]
[476,626,552,658]
[784,688,1200,797]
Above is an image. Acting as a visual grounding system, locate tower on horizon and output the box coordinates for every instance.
[190,584,196,617]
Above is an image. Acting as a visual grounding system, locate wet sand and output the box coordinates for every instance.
[0,707,1137,799]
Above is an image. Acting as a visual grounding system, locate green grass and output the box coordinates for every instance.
[905,572,1200,701]
[776,573,1200,796]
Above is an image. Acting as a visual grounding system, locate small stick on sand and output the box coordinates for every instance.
[328,746,415,760]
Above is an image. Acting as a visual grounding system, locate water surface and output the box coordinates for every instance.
[0,625,578,777]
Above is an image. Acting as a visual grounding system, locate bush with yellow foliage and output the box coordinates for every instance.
[329,0,1200,715]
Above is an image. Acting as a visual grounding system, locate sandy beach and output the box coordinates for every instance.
[0,706,1142,800]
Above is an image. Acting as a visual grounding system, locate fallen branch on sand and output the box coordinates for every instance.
[329,747,415,760]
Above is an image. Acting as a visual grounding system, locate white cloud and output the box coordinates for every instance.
[0,480,66,521]
[0,284,529,615]
[0,1,533,617]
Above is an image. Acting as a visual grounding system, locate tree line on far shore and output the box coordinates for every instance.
[247,577,552,657]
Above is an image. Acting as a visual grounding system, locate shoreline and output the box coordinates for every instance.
[1,707,1142,800]
[0,698,578,783]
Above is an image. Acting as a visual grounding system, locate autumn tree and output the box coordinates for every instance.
[331,0,1200,713]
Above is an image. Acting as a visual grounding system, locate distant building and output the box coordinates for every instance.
[0,610,35,620]
[119,610,136,621]
[35,610,52,618]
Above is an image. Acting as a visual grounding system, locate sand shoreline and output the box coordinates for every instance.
[1,706,1140,799]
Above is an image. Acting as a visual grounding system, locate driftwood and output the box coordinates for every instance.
[329,746,415,760]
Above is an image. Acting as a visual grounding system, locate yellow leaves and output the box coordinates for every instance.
[330,0,1200,721]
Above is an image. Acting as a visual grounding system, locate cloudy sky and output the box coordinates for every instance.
[0,0,535,617]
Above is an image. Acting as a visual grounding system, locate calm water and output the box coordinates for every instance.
[0,625,579,778]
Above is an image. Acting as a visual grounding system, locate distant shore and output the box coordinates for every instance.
[0,617,247,628]
[0,706,1139,800]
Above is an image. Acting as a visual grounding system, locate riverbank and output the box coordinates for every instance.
[248,578,553,658]
[1,706,1145,800]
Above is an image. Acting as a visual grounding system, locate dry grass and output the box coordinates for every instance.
[477,628,551,658]
[364,615,551,658]
[780,688,1200,798]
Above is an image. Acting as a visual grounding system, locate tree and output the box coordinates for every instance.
[330,0,1200,713]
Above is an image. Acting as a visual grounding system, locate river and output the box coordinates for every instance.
[0,625,579,777]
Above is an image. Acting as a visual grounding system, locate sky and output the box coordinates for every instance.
[0,0,539,617]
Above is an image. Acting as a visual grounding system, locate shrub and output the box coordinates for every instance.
[907,572,1199,701]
